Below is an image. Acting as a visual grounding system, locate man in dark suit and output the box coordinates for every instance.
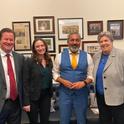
[0,28,24,124]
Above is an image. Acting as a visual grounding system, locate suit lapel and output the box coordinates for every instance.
[94,53,101,78]
[12,52,19,84]
[104,48,115,72]
[0,55,6,83]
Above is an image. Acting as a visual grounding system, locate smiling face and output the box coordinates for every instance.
[67,33,81,53]
[99,36,113,54]
[0,32,15,53]
[34,40,46,56]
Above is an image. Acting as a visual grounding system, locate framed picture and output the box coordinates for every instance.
[82,41,100,56]
[58,18,83,40]
[34,36,56,53]
[33,16,55,34]
[58,44,68,53]
[87,21,103,35]
[50,54,56,63]
[107,20,123,40]
[12,21,31,51]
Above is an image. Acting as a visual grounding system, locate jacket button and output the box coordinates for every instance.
[104,76,106,78]
[104,88,107,90]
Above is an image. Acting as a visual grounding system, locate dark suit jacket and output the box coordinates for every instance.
[23,58,53,106]
[0,51,25,112]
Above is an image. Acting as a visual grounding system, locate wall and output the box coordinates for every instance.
[0,0,124,54]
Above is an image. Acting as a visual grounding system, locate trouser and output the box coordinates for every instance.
[27,91,51,124]
[96,93,124,124]
[0,98,21,124]
[59,87,88,124]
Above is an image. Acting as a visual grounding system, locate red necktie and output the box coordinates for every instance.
[6,54,17,101]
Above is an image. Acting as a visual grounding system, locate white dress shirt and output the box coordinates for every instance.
[53,49,94,81]
[0,49,17,99]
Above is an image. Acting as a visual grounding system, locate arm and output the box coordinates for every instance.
[53,53,73,89]
[23,57,31,112]
[56,77,73,89]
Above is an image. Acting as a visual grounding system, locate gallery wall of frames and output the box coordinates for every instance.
[12,16,124,62]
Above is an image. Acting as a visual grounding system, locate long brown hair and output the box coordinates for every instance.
[32,38,52,67]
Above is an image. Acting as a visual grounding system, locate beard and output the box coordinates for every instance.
[69,45,79,53]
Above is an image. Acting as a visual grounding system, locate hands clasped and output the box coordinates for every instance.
[63,80,86,89]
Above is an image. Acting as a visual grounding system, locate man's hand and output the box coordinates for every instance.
[56,77,73,89]
[62,80,73,89]
[71,81,86,89]
[23,105,30,112]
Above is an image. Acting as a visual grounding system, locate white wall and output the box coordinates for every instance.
[0,0,124,53]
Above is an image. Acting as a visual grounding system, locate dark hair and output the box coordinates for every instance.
[32,38,52,67]
[0,28,15,40]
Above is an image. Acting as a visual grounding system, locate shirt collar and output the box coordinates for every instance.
[68,49,80,54]
[0,49,13,57]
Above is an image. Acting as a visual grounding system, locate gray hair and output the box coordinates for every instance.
[67,32,81,42]
[97,31,114,42]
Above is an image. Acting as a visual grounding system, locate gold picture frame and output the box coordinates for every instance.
[12,21,31,51]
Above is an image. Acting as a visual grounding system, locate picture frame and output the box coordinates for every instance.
[58,18,83,40]
[87,21,103,35]
[50,54,56,63]
[34,36,56,53]
[82,41,100,56]
[33,16,55,34]
[58,44,68,53]
[107,20,123,40]
[12,21,31,51]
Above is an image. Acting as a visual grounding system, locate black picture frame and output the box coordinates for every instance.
[107,20,123,40]
[34,36,56,53]
[87,21,103,35]
[33,16,55,34]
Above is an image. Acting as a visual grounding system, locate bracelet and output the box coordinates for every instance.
[83,80,88,86]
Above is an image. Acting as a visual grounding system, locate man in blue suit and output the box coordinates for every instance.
[0,28,24,124]
[53,33,93,124]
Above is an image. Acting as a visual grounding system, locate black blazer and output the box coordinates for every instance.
[0,52,25,112]
[23,57,53,105]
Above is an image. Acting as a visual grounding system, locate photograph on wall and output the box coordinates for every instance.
[82,41,100,56]
[34,36,55,53]
[58,44,68,53]
[107,20,123,40]
[33,16,55,34]
[87,21,103,35]
[12,21,31,51]
[58,18,83,40]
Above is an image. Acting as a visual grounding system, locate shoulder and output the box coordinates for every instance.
[80,50,89,57]
[112,47,124,57]
[12,51,25,62]
[12,51,24,58]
